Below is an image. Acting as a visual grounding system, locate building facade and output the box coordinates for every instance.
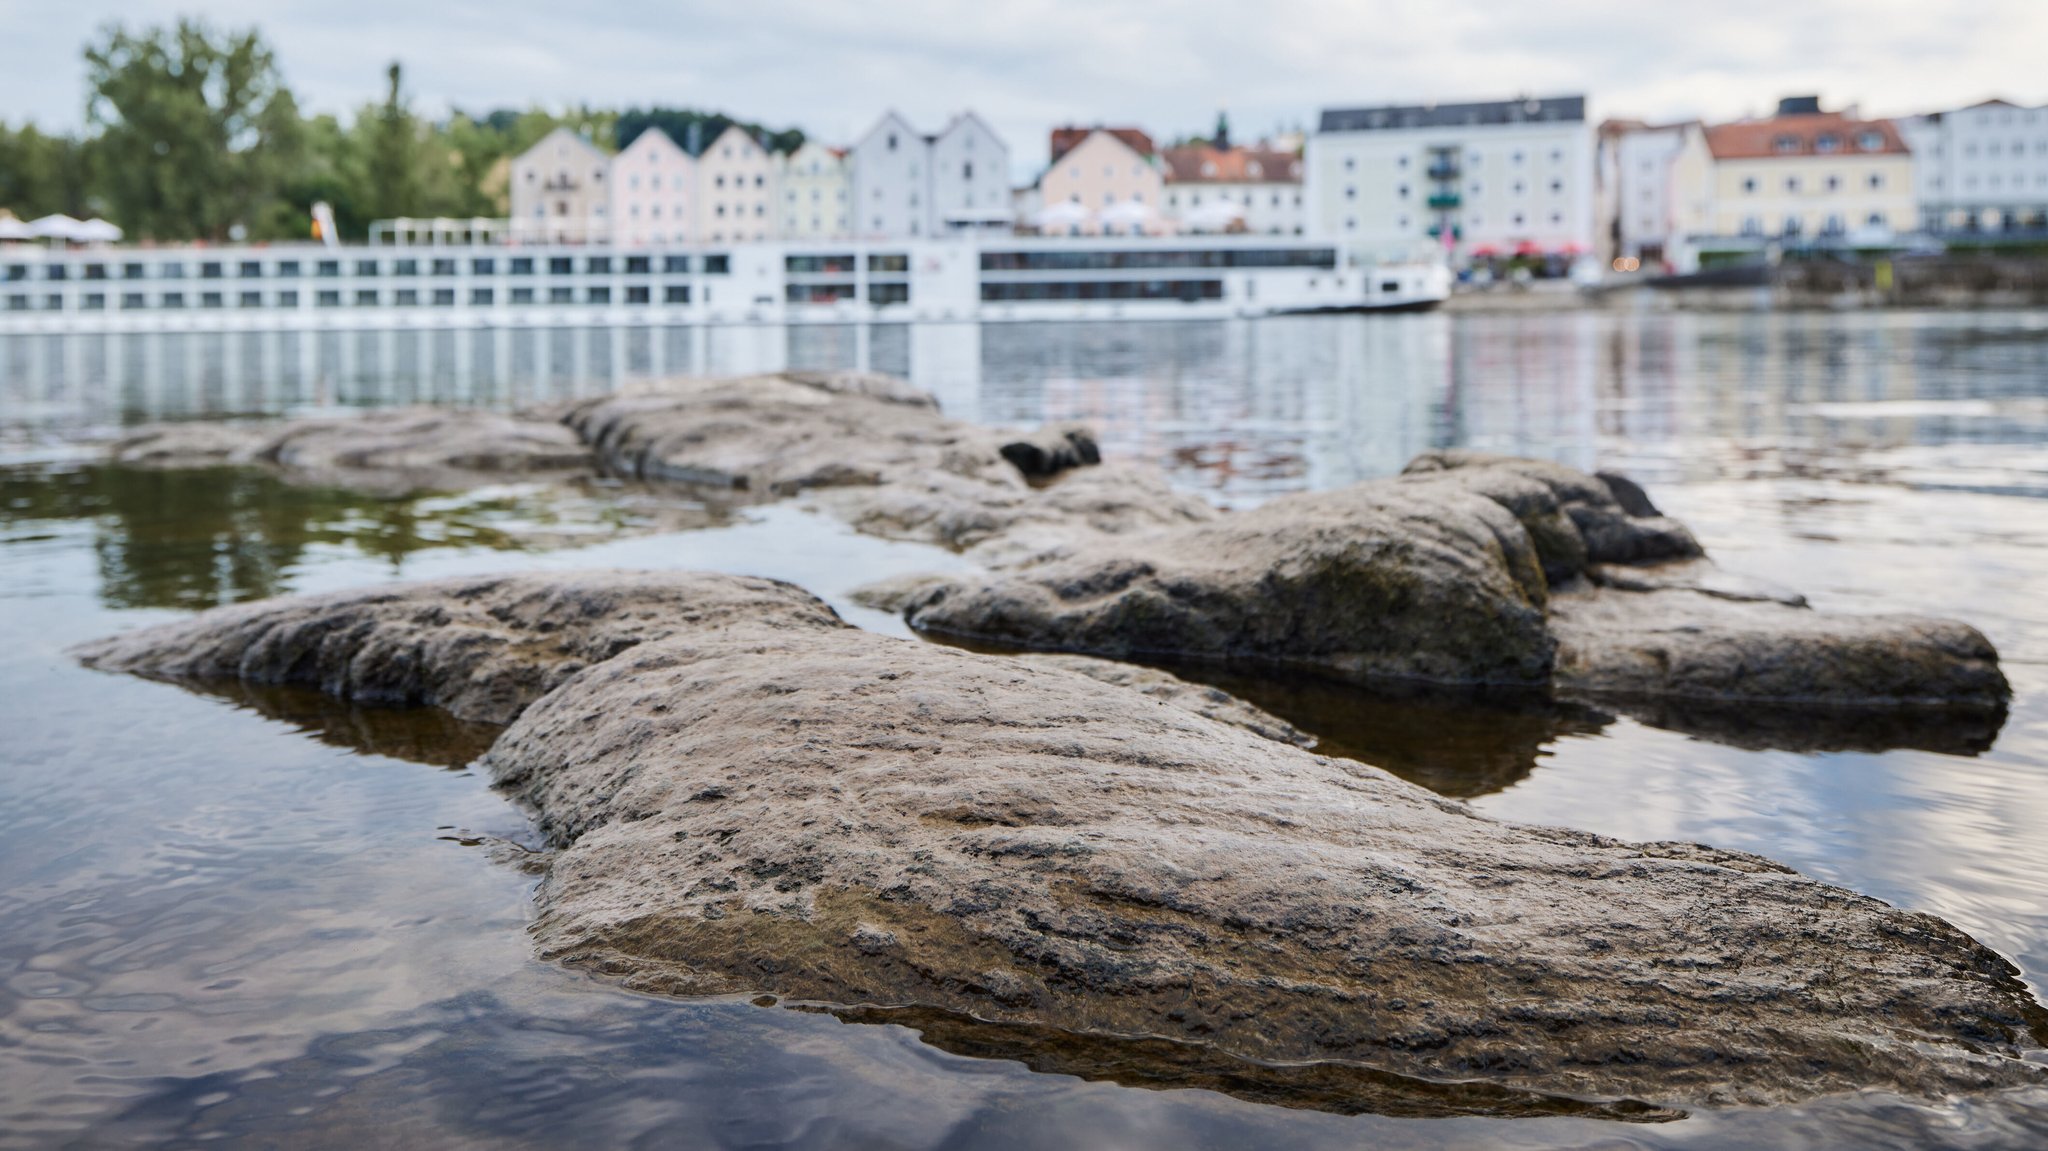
[850,112,926,239]
[509,127,612,242]
[1899,99,2048,234]
[1160,144,1305,234]
[695,125,777,244]
[778,142,850,240]
[1307,96,1594,258]
[1693,100,1915,242]
[1595,120,1692,267]
[610,127,695,247]
[926,112,1013,234]
[1038,128,1166,235]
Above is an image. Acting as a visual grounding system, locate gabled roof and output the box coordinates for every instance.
[701,122,766,156]
[855,110,921,152]
[1050,126,1155,165]
[519,125,609,165]
[1705,113,1909,159]
[620,126,687,156]
[1160,145,1302,185]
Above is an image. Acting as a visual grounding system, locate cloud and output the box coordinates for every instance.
[1,0,2040,181]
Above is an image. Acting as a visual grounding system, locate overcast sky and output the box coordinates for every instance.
[2,0,2040,179]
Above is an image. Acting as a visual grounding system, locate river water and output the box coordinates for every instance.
[3,310,2048,1148]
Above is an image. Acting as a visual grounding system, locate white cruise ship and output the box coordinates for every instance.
[0,235,1448,333]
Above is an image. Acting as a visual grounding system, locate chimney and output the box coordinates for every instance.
[1776,95,1824,117]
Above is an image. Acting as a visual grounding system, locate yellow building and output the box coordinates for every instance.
[1691,103,1916,241]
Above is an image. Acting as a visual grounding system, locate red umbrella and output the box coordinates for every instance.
[1514,240,1543,256]
[1469,245,1500,258]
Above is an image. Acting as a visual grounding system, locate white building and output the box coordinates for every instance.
[1161,144,1305,235]
[850,110,1014,239]
[509,127,612,242]
[1595,120,1691,267]
[927,112,1013,235]
[1307,96,1594,258]
[696,124,776,244]
[610,127,695,247]
[1898,99,2048,234]
[778,142,850,240]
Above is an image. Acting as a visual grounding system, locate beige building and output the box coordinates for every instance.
[1160,143,1305,234]
[778,142,850,240]
[610,127,695,246]
[509,126,612,242]
[1038,128,1166,235]
[696,124,776,243]
[1687,101,1915,242]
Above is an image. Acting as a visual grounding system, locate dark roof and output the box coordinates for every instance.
[1319,96,1584,134]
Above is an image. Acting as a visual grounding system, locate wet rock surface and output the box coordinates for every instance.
[110,409,591,495]
[895,450,2010,709]
[79,571,2048,1111]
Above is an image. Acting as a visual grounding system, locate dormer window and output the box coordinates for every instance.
[1856,131,1884,151]
[1201,161,1217,177]
[1773,135,1800,154]
[1247,161,1262,178]
[1815,134,1839,153]
[887,133,898,151]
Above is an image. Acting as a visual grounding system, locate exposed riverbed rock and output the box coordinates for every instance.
[892,451,2010,707]
[76,572,2048,1110]
[109,408,591,494]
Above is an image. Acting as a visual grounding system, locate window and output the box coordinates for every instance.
[123,263,145,279]
[510,257,534,275]
[1397,183,1409,198]
[1549,179,1562,193]
[511,287,535,304]
[160,262,185,279]
[472,258,495,275]
[549,257,573,274]
[471,288,494,306]
[432,289,455,306]
[1816,134,1840,153]
[82,293,105,310]
[394,259,418,276]
[1785,176,1801,193]
[355,290,378,306]
[201,262,223,279]
[394,289,418,306]
[83,263,107,280]
[239,261,262,278]
[626,285,650,304]
[1773,135,1800,154]
[122,292,146,309]
[1867,211,1887,227]
[318,260,340,277]
[867,282,909,305]
[1857,131,1883,151]
[703,254,731,274]
[277,291,297,307]
[432,258,457,276]
[354,260,379,276]
[238,291,262,308]
[868,253,909,272]
[664,285,691,303]
[276,261,300,277]
[587,286,610,304]
[626,256,650,274]
[201,292,223,308]
[1345,185,1357,200]
[1825,175,1840,191]
[316,290,340,307]
[663,255,690,273]
[587,256,611,274]
[1867,173,1885,190]
[45,265,67,281]
[549,286,573,303]
[1343,156,1356,172]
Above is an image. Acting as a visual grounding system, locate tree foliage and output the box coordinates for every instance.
[0,20,809,242]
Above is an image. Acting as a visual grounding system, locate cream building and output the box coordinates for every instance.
[696,124,777,244]
[509,126,612,242]
[1038,128,1166,235]
[778,142,850,240]
[610,127,695,246]
[1160,144,1305,235]
[1688,100,1915,242]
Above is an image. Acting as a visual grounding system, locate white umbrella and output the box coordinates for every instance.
[1179,199,1245,232]
[1098,200,1155,230]
[72,218,123,243]
[28,214,88,241]
[1034,200,1091,230]
[0,217,32,241]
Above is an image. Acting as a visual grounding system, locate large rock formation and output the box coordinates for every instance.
[75,572,2048,1111]
[892,451,2011,708]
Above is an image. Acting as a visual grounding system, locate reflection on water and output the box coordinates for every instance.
[5,311,2048,1147]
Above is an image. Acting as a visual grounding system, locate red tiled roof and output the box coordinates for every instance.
[1705,113,1909,160]
[1160,145,1303,184]
[1050,126,1156,164]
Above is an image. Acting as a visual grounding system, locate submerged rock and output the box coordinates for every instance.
[110,408,591,494]
[893,451,2010,708]
[77,572,2048,1110]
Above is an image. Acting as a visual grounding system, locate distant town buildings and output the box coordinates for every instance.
[1305,96,1596,257]
[1595,120,1691,267]
[610,127,694,247]
[778,142,849,240]
[848,112,1013,240]
[1899,100,2048,234]
[509,126,611,243]
[1039,128,1166,235]
[696,124,776,244]
[1160,142,1305,235]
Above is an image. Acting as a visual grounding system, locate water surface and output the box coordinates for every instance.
[4,310,2048,1148]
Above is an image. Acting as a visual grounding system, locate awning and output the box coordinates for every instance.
[1034,200,1092,228]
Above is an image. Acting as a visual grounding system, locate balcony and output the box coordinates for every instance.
[1426,193,1462,210]
[1426,162,1461,180]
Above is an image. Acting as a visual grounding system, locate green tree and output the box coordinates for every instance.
[81,18,303,240]
[0,122,91,218]
[362,62,419,222]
